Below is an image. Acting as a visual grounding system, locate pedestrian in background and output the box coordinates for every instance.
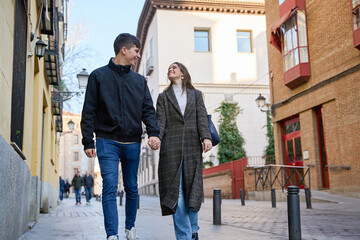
[59,176,65,202]
[71,171,84,205]
[64,179,70,198]
[83,171,94,205]
[81,33,160,240]
[156,62,212,240]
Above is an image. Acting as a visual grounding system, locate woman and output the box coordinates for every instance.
[156,62,212,240]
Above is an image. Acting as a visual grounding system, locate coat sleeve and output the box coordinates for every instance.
[81,72,97,150]
[195,90,212,142]
[156,93,166,141]
[141,79,160,138]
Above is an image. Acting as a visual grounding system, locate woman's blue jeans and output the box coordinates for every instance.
[96,138,140,236]
[172,172,199,240]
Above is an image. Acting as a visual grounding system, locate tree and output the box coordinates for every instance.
[215,101,246,164]
[263,111,275,163]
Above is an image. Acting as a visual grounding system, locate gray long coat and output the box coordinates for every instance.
[156,87,211,216]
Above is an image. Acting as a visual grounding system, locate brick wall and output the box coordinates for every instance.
[203,170,233,198]
[266,0,360,194]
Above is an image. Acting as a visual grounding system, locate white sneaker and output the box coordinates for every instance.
[107,235,118,240]
[125,227,139,240]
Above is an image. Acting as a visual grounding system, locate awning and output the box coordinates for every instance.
[270,8,297,52]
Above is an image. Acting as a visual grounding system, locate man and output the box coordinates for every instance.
[71,171,84,205]
[64,179,71,198]
[83,171,94,205]
[81,33,160,240]
[59,176,65,202]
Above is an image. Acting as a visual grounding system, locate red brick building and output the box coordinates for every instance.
[265,0,360,195]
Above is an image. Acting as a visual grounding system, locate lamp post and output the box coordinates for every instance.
[255,94,270,113]
[51,68,90,103]
[209,153,215,163]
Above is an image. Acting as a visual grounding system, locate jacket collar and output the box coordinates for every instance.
[164,87,195,119]
[108,58,131,74]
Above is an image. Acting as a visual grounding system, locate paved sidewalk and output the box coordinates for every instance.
[19,192,360,240]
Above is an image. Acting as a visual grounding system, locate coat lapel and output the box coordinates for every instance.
[165,87,183,119]
[184,88,195,118]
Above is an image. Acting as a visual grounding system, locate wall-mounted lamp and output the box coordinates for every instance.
[76,68,90,89]
[30,32,47,59]
[67,119,75,131]
[255,94,270,113]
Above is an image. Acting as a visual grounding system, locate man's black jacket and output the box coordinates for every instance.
[81,58,160,149]
[83,175,94,188]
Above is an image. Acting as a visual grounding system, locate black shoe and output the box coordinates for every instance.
[192,233,198,240]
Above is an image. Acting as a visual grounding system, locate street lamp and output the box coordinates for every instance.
[77,68,90,89]
[209,153,215,163]
[35,38,47,59]
[67,119,75,131]
[255,94,271,113]
[51,68,90,103]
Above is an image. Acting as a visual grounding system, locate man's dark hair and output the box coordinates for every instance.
[113,33,141,55]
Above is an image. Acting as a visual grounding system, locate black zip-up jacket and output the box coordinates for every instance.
[81,58,160,150]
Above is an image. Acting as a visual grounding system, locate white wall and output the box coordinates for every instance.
[138,8,270,165]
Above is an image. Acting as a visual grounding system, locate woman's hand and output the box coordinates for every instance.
[203,139,212,153]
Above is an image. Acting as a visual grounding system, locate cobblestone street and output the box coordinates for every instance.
[19,191,360,240]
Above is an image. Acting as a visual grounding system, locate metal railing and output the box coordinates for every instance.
[254,165,311,191]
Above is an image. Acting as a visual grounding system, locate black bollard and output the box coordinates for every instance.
[240,189,245,206]
[287,186,301,240]
[213,189,221,225]
[271,188,276,208]
[137,195,140,209]
[305,188,312,209]
[119,195,123,206]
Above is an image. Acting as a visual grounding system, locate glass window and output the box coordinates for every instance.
[194,30,210,52]
[281,11,309,71]
[74,152,79,161]
[74,135,78,144]
[353,5,360,30]
[283,121,300,134]
[294,137,303,161]
[287,140,294,163]
[237,31,252,53]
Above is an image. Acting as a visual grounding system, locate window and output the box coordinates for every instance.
[74,152,79,161]
[237,31,252,53]
[270,8,310,89]
[194,30,210,52]
[281,11,308,72]
[352,0,360,49]
[74,135,78,144]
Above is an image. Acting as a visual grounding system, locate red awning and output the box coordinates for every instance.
[270,9,297,52]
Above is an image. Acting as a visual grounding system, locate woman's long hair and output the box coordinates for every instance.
[167,62,195,92]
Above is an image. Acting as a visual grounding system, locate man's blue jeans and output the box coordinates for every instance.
[172,172,199,240]
[75,188,82,203]
[85,187,93,202]
[59,190,64,201]
[96,138,140,237]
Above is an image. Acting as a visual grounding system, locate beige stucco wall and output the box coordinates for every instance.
[0,0,14,142]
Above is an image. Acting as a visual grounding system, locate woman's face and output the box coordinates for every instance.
[167,64,183,81]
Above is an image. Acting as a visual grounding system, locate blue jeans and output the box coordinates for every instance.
[59,190,64,201]
[75,188,82,203]
[85,187,93,202]
[173,172,199,240]
[96,138,140,236]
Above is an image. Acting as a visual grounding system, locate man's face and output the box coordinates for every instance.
[123,45,141,66]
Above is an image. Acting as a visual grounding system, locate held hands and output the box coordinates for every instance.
[203,139,212,153]
[84,148,96,158]
[148,136,161,150]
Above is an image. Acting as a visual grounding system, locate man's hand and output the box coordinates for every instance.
[148,136,161,150]
[84,148,96,158]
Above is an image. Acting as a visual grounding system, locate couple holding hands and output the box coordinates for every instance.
[81,33,212,240]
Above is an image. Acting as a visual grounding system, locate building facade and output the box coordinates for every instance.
[266,0,360,195]
[136,0,270,195]
[0,0,67,239]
